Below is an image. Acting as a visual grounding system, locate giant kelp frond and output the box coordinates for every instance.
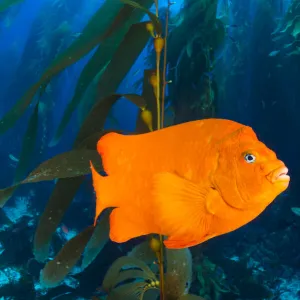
[75,94,146,146]
[164,248,193,299]
[106,282,154,300]
[0,0,132,134]
[52,0,154,145]
[13,100,39,184]
[81,208,111,270]
[102,256,157,293]
[127,240,157,265]
[40,226,94,288]
[0,100,40,207]
[179,295,205,300]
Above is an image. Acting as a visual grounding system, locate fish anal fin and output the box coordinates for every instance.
[153,172,213,240]
[109,208,150,243]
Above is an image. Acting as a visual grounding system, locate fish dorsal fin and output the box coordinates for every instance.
[152,172,221,248]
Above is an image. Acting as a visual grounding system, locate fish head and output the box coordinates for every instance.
[212,126,290,210]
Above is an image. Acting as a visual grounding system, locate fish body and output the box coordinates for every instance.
[90,119,290,249]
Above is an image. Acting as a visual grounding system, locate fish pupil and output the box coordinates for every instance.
[244,153,255,163]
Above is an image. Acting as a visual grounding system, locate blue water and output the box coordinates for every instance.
[0,0,299,299]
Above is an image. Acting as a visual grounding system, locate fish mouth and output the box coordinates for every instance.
[266,166,290,184]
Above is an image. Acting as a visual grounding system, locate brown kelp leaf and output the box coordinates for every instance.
[127,240,156,265]
[180,295,205,300]
[40,226,94,288]
[0,0,128,134]
[0,148,102,208]
[121,0,162,35]
[0,0,24,12]
[102,256,156,292]
[34,176,85,262]
[24,150,102,183]
[14,101,39,183]
[33,128,118,262]
[81,209,111,270]
[107,282,148,300]
[75,94,146,146]
[53,0,154,145]
[165,248,193,299]
[136,69,157,133]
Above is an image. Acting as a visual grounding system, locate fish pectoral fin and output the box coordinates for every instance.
[152,172,212,241]
[163,236,200,249]
[109,208,150,243]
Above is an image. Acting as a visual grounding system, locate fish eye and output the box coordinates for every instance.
[244,153,256,163]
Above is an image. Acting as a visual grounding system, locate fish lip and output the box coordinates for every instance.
[266,166,290,184]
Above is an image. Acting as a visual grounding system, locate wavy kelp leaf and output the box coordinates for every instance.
[76,62,110,127]
[53,0,154,144]
[81,209,111,270]
[0,0,127,134]
[136,69,157,133]
[0,148,102,208]
[24,150,102,183]
[165,248,193,299]
[127,240,156,265]
[0,0,23,12]
[106,282,148,300]
[40,226,94,288]
[34,176,85,262]
[121,0,162,35]
[181,294,206,300]
[102,256,156,292]
[14,101,39,183]
[75,94,146,146]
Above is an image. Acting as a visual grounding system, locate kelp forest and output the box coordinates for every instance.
[0,0,300,299]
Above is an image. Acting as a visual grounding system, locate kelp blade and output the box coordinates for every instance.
[0,0,126,134]
[180,295,206,300]
[14,101,39,183]
[34,176,85,262]
[165,248,193,298]
[52,0,154,145]
[40,226,94,288]
[81,209,111,270]
[75,94,146,146]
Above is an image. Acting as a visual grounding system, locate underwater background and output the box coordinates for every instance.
[0,0,299,299]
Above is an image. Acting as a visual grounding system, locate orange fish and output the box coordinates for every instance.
[90,119,290,249]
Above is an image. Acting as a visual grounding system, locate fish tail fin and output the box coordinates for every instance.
[90,161,112,226]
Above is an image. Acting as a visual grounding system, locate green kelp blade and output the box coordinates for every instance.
[180,295,205,300]
[121,0,162,35]
[0,148,102,208]
[102,256,156,292]
[81,209,111,270]
[0,0,127,134]
[14,101,39,183]
[34,177,85,262]
[76,61,110,127]
[136,69,157,133]
[127,240,156,265]
[74,22,151,145]
[24,149,102,183]
[52,0,154,145]
[75,94,146,146]
[0,0,24,12]
[40,226,94,288]
[165,248,193,299]
[106,282,147,300]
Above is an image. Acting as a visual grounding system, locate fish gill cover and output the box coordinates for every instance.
[0,0,299,299]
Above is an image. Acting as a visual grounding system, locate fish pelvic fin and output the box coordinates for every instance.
[90,161,111,226]
[152,172,214,248]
